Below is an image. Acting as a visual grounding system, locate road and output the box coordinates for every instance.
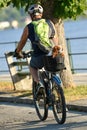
[1,73,87,85]
[0,102,87,130]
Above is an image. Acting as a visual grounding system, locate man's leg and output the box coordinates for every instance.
[29,66,39,83]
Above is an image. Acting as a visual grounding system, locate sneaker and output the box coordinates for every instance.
[36,82,44,95]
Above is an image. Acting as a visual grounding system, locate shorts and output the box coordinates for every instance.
[30,55,44,69]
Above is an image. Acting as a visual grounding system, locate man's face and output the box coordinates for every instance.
[30,13,43,21]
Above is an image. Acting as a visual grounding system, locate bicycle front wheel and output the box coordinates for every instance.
[52,81,66,124]
[32,81,48,121]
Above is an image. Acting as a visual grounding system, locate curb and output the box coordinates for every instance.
[67,104,87,112]
[0,96,33,105]
[0,96,87,112]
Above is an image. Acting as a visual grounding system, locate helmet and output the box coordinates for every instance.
[28,4,43,15]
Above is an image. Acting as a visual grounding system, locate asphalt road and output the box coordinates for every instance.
[0,102,87,130]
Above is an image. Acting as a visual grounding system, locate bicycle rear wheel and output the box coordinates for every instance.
[52,81,66,124]
[32,81,48,121]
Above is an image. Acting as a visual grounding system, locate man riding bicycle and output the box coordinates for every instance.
[15,4,59,89]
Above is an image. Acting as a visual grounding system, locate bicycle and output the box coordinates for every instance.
[14,50,66,124]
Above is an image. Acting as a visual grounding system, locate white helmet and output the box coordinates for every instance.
[28,4,43,15]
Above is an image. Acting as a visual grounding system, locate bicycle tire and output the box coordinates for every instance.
[52,81,66,124]
[32,80,48,121]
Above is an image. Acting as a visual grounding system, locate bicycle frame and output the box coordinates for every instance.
[52,73,62,86]
[44,69,62,86]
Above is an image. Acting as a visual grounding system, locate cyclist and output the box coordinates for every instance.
[15,4,58,88]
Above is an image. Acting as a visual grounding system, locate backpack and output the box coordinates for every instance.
[32,19,55,53]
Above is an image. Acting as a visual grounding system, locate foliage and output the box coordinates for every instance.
[0,0,87,19]
[53,0,87,19]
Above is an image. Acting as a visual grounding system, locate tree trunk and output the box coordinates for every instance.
[53,18,75,88]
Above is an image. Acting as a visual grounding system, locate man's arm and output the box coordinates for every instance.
[16,26,28,53]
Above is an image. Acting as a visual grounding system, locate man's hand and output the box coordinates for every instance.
[14,49,24,59]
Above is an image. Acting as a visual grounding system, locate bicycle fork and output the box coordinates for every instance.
[52,73,62,86]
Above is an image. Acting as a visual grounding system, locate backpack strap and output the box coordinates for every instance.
[46,19,55,39]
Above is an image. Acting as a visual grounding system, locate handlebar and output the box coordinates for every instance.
[22,51,33,58]
[13,50,33,59]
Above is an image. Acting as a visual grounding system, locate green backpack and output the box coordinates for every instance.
[32,19,55,53]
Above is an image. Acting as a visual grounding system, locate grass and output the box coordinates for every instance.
[0,81,87,102]
[0,81,14,91]
[64,86,87,102]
